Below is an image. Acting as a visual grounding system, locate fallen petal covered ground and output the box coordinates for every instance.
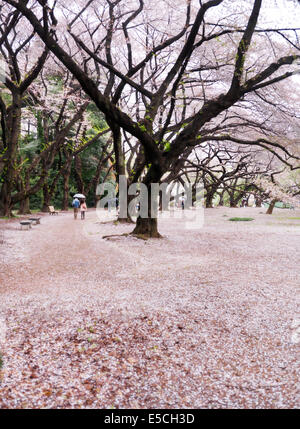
[0,207,299,408]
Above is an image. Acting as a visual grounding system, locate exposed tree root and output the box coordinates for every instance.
[102,232,163,241]
[97,217,134,226]
[102,233,130,240]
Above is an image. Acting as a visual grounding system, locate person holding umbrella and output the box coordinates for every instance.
[80,199,87,220]
[72,196,80,220]
[72,193,86,220]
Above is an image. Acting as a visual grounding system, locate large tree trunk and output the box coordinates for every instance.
[266,199,277,215]
[131,177,162,238]
[18,197,31,215]
[132,216,161,238]
[0,94,22,217]
[0,183,13,217]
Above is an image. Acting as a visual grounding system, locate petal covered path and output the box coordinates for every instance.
[0,208,299,408]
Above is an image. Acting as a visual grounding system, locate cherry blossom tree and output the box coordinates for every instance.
[0,3,49,216]
[3,0,300,235]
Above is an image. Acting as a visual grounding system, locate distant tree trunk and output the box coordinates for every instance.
[159,191,163,211]
[266,198,277,215]
[255,196,262,207]
[41,165,62,212]
[41,183,51,212]
[17,172,32,215]
[118,192,135,224]
[86,152,112,207]
[157,188,170,211]
[229,193,238,208]
[205,194,214,208]
[231,190,245,207]
[62,158,72,211]
[218,189,225,206]
[192,183,197,207]
[108,123,133,223]
[206,186,217,208]
[234,192,243,207]
[18,182,31,215]
[74,154,84,193]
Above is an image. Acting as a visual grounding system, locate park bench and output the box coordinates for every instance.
[28,217,41,225]
[20,220,32,230]
[48,206,59,215]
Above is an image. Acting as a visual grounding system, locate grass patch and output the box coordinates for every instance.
[229,217,254,222]
[276,216,300,221]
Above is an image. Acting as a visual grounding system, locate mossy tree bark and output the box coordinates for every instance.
[0,93,22,217]
[18,173,31,215]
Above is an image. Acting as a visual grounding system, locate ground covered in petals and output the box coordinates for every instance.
[0,207,299,408]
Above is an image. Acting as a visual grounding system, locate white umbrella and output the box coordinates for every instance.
[73,193,86,199]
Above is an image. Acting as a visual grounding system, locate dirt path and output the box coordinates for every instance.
[0,208,299,408]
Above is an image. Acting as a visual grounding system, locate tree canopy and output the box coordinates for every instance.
[0,0,299,235]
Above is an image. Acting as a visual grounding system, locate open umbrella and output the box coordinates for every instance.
[73,193,86,199]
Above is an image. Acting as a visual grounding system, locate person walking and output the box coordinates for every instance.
[72,197,80,220]
[80,200,87,220]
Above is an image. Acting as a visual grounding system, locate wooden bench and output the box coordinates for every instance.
[20,220,32,230]
[28,217,41,225]
[48,206,59,215]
